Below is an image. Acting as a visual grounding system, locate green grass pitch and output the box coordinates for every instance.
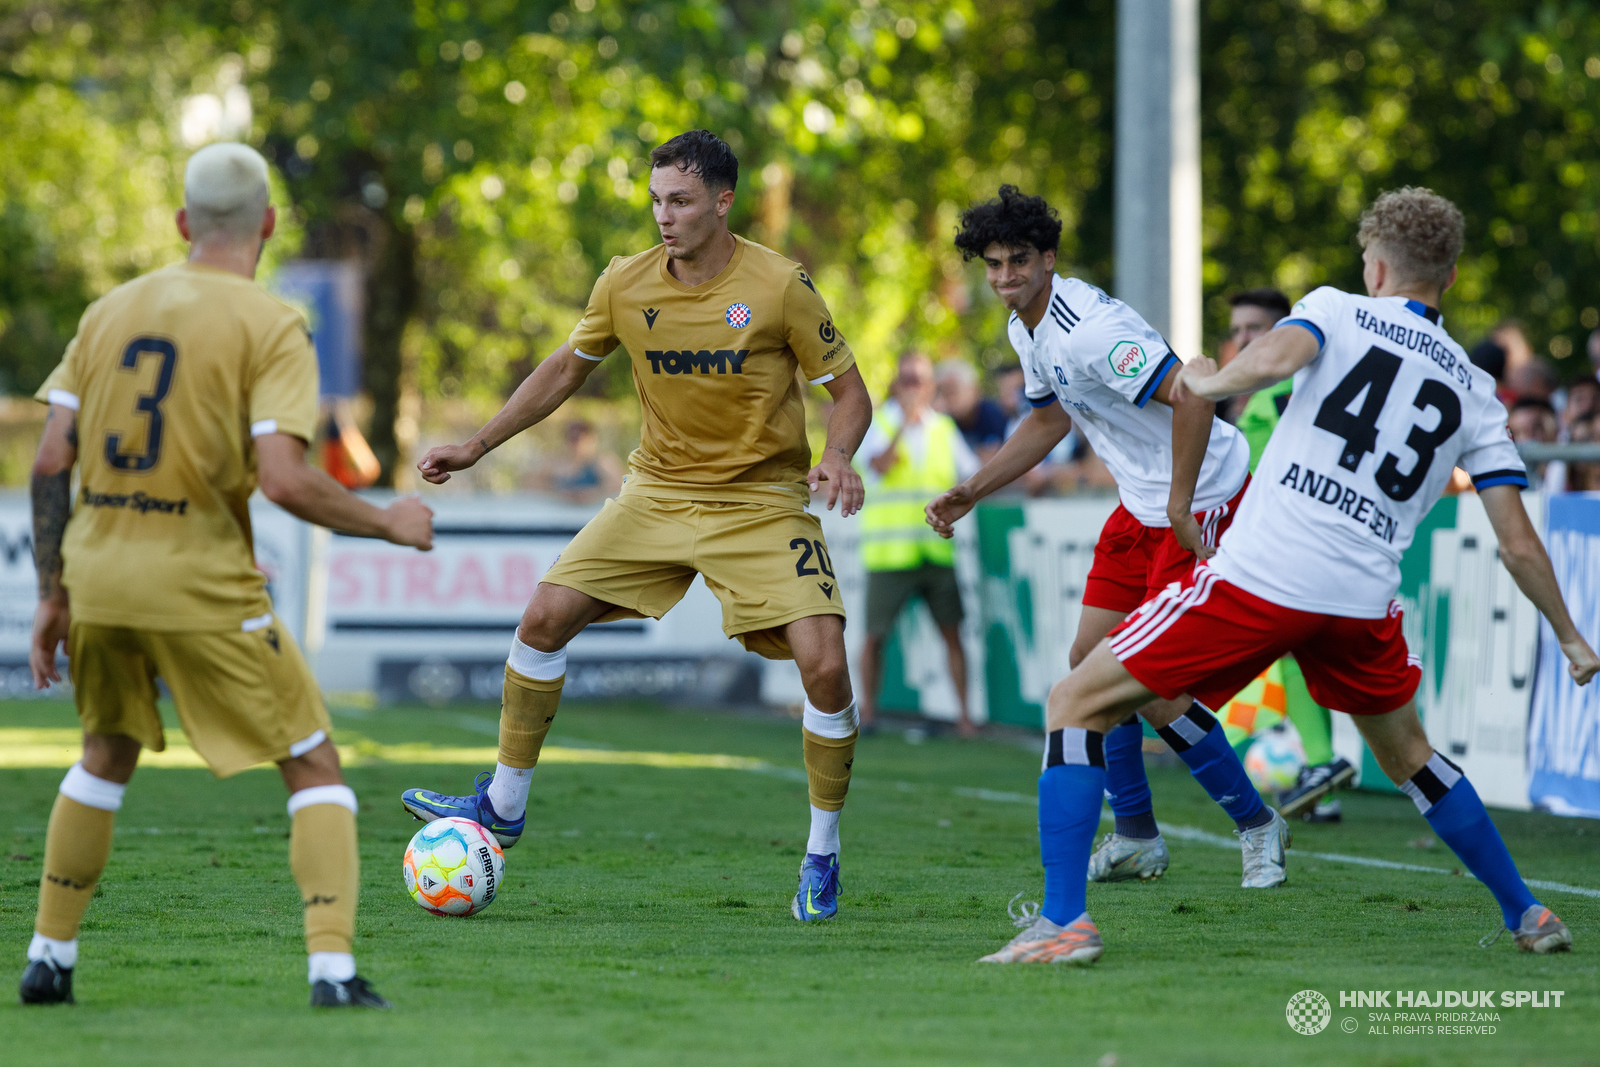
[1,696,1595,1065]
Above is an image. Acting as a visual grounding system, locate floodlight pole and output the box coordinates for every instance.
[1114,0,1201,360]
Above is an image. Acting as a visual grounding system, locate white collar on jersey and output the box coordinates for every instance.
[1010,275,1080,340]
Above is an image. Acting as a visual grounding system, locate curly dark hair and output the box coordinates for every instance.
[649,129,738,192]
[953,185,1062,261]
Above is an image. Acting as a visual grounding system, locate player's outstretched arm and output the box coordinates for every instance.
[926,399,1071,538]
[1480,484,1600,685]
[809,366,871,516]
[29,403,78,688]
[1151,365,1217,560]
[257,433,435,550]
[1173,324,1320,403]
[417,341,602,484]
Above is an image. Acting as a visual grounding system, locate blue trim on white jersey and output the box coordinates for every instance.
[1471,470,1530,491]
[1133,352,1179,408]
[1404,299,1442,325]
[1280,318,1324,349]
[1028,393,1057,408]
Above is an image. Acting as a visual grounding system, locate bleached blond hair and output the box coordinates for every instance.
[183,142,270,242]
[1357,187,1464,288]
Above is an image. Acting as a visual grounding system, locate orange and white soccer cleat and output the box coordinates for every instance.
[1512,905,1573,954]
[979,907,1104,965]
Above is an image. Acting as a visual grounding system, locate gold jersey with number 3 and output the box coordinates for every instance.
[35,261,319,631]
[567,235,854,503]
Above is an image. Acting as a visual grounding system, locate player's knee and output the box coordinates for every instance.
[1045,676,1088,728]
[80,733,140,783]
[516,613,570,653]
[801,652,853,710]
[279,738,344,791]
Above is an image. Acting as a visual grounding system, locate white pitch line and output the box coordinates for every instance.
[948,783,1600,901]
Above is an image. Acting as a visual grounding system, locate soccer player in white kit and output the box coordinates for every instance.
[927,186,1291,895]
[980,186,1597,965]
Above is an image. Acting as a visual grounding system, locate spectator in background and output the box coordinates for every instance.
[1567,415,1600,492]
[857,354,981,737]
[1508,398,1562,496]
[1227,288,1293,452]
[1508,399,1558,446]
[1492,318,1535,379]
[1470,338,1516,409]
[935,358,1008,459]
[1508,360,1559,408]
[1226,288,1291,349]
[1564,378,1599,433]
[995,364,1026,429]
[996,362,1077,495]
[529,418,623,503]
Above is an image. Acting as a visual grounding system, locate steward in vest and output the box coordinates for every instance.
[854,353,981,735]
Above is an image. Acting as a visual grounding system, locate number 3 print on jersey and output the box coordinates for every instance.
[105,336,178,472]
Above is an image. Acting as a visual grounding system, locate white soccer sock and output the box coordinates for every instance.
[802,700,859,739]
[807,805,841,857]
[307,951,356,984]
[508,637,566,680]
[487,762,533,821]
[28,932,77,969]
[59,762,127,811]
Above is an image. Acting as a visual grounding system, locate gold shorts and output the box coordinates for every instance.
[67,614,330,778]
[539,492,846,660]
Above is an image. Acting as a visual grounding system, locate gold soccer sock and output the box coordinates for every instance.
[288,787,360,961]
[802,700,860,813]
[35,765,125,945]
[498,664,563,770]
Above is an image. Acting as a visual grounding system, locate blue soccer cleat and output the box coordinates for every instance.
[401,771,524,849]
[792,852,841,921]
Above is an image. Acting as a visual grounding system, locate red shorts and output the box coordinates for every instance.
[1107,565,1421,716]
[1082,478,1250,614]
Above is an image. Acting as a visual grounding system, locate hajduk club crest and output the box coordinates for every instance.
[726,303,752,328]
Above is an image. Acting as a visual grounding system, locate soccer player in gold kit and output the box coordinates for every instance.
[19,143,434,1008]
[401,131,871,921]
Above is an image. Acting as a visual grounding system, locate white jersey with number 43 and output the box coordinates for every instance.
[1011,275,1250,527]
[1212,286,1526,618]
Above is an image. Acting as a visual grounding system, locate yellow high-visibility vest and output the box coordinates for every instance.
[859,410,960,571]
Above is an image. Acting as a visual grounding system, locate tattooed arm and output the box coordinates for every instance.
[30,404,78,688]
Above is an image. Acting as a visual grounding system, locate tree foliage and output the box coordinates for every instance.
[1204,0,1600,359]
[4,1,1600,484]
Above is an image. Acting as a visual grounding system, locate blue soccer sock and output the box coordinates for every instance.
[1156,704,1270,830]
[1402,752,1538,930]
[1103,719,1158,838]
[1039,728,1108,926]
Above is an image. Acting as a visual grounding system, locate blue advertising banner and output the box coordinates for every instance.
[1529,493,1600,817]
[271,260,364,397]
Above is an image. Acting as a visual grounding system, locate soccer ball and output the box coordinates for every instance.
[403,817,505,916]
[1244,727,1305,795]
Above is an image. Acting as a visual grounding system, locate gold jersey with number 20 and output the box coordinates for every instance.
[35,261,319,631]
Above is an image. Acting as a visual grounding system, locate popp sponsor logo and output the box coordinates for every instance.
[1107,340,1149,379]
